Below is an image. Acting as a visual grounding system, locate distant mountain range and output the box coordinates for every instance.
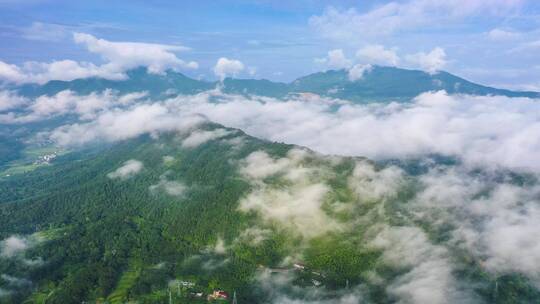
[16,66,539,102]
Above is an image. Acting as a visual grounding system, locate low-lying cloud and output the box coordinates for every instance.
[0,234,43,266]
[238,149,341,239]
[170,90,540,172]
[371,226,478,304]
[410,166,540,287]
[49,103,205,146]
[0,236,31,258]
[0,90,28,112]
[107,159,144,179]
[149,174,187,197]
[2,86,540,301]
[182,128,232,148]
[8,89,539,172]
[0,89,147,124]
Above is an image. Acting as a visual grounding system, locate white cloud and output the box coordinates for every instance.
[107,159,143,179]
[0,33,198,84]
[49,102,204,146]
[405,47,447,74]
[348,64,372,81]
[371,226,478,303]
[348,161,405,202]
[316,49,352,70]
[0,89,147,124]
[21,22,69,41]
[0,235,42,260]
[411,167,540,286]
[240,150,297,179]
[213,237,227,254]
[0,61,27,83]
[181,128,232,148]
[149,177,186,196]
[0,91,28,112]
[0,59,123,85]
[238,149,342,239]
[73,32,198,74]
[309,1,524,41]
[29,90,109,120]
[0,236,30,258]
[28,89,540,172]
[213,57,245,80]
[356,45,399,66]
[234,227,272,246]
[487,28,522,41]
[317,45,435,77]
[152,91,540,172]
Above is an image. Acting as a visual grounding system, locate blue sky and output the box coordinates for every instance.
[1,0,540,90]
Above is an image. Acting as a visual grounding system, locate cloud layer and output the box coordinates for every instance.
[107,159,144,179]
[238,149,341,239]
[182,128,233,148]
[159,90,540,172]
[5,89,539,172]
[0,33,198,84]
[410,166,540,286]
[1,87,539,301]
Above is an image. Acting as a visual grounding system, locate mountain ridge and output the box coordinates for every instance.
[14,66,539,102]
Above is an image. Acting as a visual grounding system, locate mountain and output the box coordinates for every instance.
[16,68,214,99]
[221,77,289,98]
[14,66,539,101]
[290,67,540,101]
[0,123,538,303]
[4,65,535,171]
[0,125,290,303]
[2,65,540,303]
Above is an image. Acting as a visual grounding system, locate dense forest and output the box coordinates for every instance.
[0,124,539,303]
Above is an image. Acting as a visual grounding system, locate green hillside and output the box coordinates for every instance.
[0,124,538,303]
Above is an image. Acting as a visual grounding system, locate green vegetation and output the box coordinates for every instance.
[107,262,142,303]
[0,126,291,303]
[0,144,67,178]
[0,124,538,303]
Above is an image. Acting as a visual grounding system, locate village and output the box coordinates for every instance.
[33,151,59,165]
[164,279,236,304]
[163,262,326,303]
[264,262,327,288]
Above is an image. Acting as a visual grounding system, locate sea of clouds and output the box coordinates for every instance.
[1,87,540,303]
[2,88,539,172]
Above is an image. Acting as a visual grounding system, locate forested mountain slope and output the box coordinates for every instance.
[0,124,538,304]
